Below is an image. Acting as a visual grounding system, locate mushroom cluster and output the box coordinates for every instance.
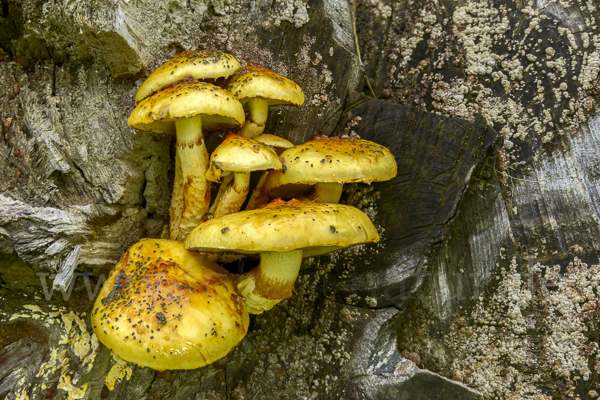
[94,49,397,371]
[128,50,246,242]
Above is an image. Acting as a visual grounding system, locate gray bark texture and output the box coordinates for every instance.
[1,0,599,399]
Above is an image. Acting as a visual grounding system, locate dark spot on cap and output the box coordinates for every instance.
[156,312,167,325]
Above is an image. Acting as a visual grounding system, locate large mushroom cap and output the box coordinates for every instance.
[185,199,379,254]
[128,81,245,136]
[264,136,397,198]
[135,50,241,104]
[226,63,305,107]
[91,239,249,371]
[206,133,283,181]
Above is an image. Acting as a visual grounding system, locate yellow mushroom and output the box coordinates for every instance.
[135,49,241,104]
[130,50,243,241]
[91,239,249,371]
[185,199,379,314]
[128,81,245,240]
[226,63,305,138]
[264,136,397,203]
[205,133,283,219]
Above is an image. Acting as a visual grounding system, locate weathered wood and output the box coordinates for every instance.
[351,0,600,397]
[5,0,600,398]
[3,0,462,399]
[0,0,366,278]
[324,93,497,309]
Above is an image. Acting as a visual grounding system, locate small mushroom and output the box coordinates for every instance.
[91,239,249,371]
[185,199,380,314]
[253,134,295,154]
[226,63,305,138]
[128,81,245,240]
[246,134,294,210]
[134,49,241,104]
[205,133,283,219]
[263,136,397,203]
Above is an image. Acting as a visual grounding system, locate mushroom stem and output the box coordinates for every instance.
[305,182,344,203]
[174,117,211,240]
[169,152,184,240]
[238,98,269,138]
[236,249,303,314]
[208,172,250,219]
[207,174,231,219]
[245,171,269,210]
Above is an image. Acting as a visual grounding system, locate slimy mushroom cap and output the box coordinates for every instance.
[185,199,380,254]
[127,81,245,136]
[226,63,305,107]
[206,133,283,181]
[91,239,249,371]
[186,199,379,314]
[135,50,241,104]
[264,136,397,199]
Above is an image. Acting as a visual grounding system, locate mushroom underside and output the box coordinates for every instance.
[267,182,344,204]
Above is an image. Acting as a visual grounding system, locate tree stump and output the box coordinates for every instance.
[2,0,600,399]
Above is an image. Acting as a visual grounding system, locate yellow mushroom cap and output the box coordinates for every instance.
[135,50,241,104]
[254,134,294,154]
[127,81,245,136]
[206,133,283,181]
[226,63,305,107]
[91,239,249,371]
[185,199,379,255]
[264,136,397,198]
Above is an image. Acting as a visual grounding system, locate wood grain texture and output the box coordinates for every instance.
[0,60,172,273]
[326,93,497,308]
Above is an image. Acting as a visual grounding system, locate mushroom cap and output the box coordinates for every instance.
[253,134,294,154]
[226,63,305,107]
[91,239,249,371]
[264,136,397,198]
[185,199,379,254]
[135,50,241,104]
[128,81,245,136]
[206,133,283,181]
